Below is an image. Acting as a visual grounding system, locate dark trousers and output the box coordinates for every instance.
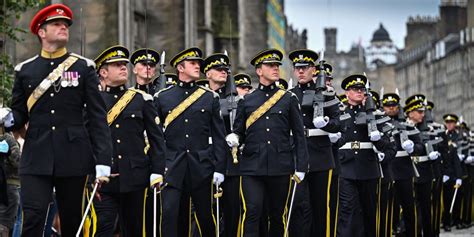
[309,170,333,237]
[378,180,394,237]
[288,179,311,236]
[161,176,215,237]
[336,178,377,237]
[20,175,87,237]
[461,177,472,225]
[431,178,442,235]
[415,181,432,236]
[93,189,146,237]
[329,174,339,237]
[145,188,162,237]
[240,175,291,237]
[222,175,241,237]
[393,179,417,237]
[442,179,456,228]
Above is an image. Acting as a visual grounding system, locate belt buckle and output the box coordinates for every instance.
[304,129,310,137]
[351,141,360,150]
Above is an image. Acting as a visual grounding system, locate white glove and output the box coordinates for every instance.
[328,132,341,143]
[401,140,414,154]
[443,175,450,183]
[312,116,329,129]
[150,173,163,188]
[213,172,225,185]
[0,108,14,128]
[294,171,305,182]
[465,156,474,164]
[429,151,440,160]
[377,152,385,162]
[455,179,462,187]
[95,165,111,179]
[458,154,465,161]
[225,133,239,147]
[369,131,381,142]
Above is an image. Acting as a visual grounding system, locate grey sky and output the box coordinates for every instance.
[284,0,439,51]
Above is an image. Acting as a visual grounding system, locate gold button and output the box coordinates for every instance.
[354,151,358,155]
[185,91,189,95]
[279,111,282,114]
[131,114,135,118]
[117,139,121,143]
[50,93,54,97]
[118,155,122,159]
[185,119,189,123]
[266,94,269,97]
[201,109,205,112]
[185,134,189,138]
[303,114,306,116]
[114,95,118,98]
[51,110,55,114]
[115,124,120,128]
[266,128,270,132]
[186,149,190,153]
[267,141,271,144]
[52,126,56,130]
[354,131,357,134]
[266,116,269,120]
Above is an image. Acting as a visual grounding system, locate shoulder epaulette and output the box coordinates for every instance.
[198,85,219,98]
[129,88,153,101]
[153,85,174,98]
[14,55,38,71]
[70,53,95,68]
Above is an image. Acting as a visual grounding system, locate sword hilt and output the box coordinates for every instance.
[232,146,238,164]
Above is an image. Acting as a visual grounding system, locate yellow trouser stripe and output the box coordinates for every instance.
[240,177,246,237]
[142,188,148,237]
[326,169,333,237]
[283,176,292,237]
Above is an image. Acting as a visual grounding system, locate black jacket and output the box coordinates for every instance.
[100,86,165,193]
[232,82,309,176]
[154,81,227,189]
[10,51,112,176]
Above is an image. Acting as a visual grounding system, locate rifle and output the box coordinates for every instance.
[312,50,327,118]
[358,75,379,135]
[395,88,405,121]
[223,50,239,163]
[154,51,167,91]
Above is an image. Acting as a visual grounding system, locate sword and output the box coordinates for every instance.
[75,177,109,237]
[450,185,460,214]
[284,174,302,237]
[214,183,223,236]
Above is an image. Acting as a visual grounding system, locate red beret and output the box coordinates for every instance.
[30,4,73,35]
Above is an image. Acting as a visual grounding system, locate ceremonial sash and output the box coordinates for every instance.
[246,89,286,129]
[107,89,138,126]
[164,88,206,128]
[27,55,78,112]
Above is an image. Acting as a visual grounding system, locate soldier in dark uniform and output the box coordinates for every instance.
[130,48,160,95]
[336,74,395,237]
[403,95,435,236]
[382,93,422,237]
[287,49,341,236]
[154,47,227,237]
[202,53,242,237]
[441,114,463,232]
[235,73,253,96]
[1,4,113,236]
[423,101,446,236]
[226,49,309,236]
[452,121,470,229]
[90,45,165,236]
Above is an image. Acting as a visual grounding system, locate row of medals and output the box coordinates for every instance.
[60,71,80,87]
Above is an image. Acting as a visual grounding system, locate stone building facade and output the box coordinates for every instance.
[396,0,474,124]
